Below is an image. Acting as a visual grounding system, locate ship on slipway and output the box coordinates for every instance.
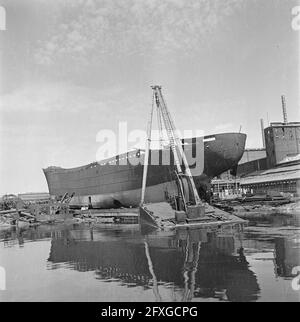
[43,132,246,209]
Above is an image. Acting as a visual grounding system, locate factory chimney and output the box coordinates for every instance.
[260,118,265,148]
[281,95,288,124]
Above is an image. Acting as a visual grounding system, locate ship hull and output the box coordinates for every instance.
[70,181,178,209]
[43,133,246,208]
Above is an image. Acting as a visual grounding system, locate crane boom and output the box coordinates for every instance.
[140,92,155,205]
[151,85,202,206]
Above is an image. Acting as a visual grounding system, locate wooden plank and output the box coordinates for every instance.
[0,208,25,215]
[91,213,138,218]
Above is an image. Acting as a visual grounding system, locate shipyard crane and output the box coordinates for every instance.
[141,86,203,210]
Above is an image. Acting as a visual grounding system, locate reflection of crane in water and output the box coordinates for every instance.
[144,225,246,302]
[144,231,202,302]
[144,240,162,302]
[182,235,201,302]
[45,224,259,301]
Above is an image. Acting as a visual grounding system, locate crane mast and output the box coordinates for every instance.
[140,85,203,207]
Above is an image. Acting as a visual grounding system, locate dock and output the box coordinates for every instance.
[140,202,246,230]
[73,208,139,224]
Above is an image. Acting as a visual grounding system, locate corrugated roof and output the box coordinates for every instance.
[278,154,300,164]
[240,162,300,185]
[263,163,300,174]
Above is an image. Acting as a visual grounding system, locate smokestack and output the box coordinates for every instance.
[260,118,265,148]
[281,95,288,124]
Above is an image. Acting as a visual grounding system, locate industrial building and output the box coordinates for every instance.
[18,192,50,202]
[212,148,268,198]
[211,178,241,199]
[238,148,266,164]
[237,148,267,176]
[212,96,300,198]
[264,122,300,168]
[240,160,300,195]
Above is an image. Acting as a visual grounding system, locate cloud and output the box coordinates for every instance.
[213,122,234,132]
[0,82,123,112]
[34,0,244,70]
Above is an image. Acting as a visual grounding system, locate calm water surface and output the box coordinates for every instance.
[0,214,299,302]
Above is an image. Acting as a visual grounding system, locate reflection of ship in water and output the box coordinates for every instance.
[274,236,300,278]
[47,226,260,301]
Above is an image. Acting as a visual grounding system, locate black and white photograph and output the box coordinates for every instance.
[0,0,299,305]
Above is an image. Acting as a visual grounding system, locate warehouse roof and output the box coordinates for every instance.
[240,162,300,185]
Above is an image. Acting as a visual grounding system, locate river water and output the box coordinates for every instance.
[0,214,299,302]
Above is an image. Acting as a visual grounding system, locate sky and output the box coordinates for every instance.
[0,0,299,194]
